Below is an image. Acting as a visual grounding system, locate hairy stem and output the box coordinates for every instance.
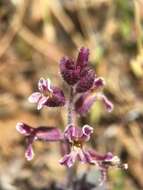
[67,87,74,125]
[66,86,76,187]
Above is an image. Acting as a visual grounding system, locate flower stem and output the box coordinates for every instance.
[67,87,74,125]
[66,86,76,187]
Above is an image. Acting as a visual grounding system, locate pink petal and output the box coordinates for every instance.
[47,78,53,92]
[28,92,41,103]
[16,122,33,136]
[25,144,34,161]
[37,96,48,110]
[75,92,97,115]
[38,78,53,92]
[82,125,93,136]
[38,78,47,91]
[64,125,82,142]
[78,149,87,163]
[97,93,114,112]
[93,77,106,89]
[59,151,77,168]
[81,125,93,141]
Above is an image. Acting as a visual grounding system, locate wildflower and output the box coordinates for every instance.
[28,78,65,110]
[75,77,113,115]
[59,124,96,167]
[89,150,128,185]
[16,122,63,161]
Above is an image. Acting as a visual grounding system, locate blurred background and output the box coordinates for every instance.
[0,0,143,189]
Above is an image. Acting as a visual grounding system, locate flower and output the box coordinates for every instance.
[60,47,95,91]
[89,150,128,185]
[75,77,113,115]
[28,78,65,110]
[16,122,63,161]
[59,124,96,167]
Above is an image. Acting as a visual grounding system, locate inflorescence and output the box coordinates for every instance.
[16,47,127,185]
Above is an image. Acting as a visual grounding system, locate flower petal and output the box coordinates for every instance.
[59,154,73,168]
[82,125,93,141]
[97,93,114,112]
[75,92,97,115]
[38,78,48,92]
[16,122,33,136]
[37,96,48,110]
[25,136,35,161]
[64,125,82,142]
[25,144,34,161]
[59,151,77,167]
[28,92,41,103]
[47,78,53,92]
[35,127,63,141]
[93,77,106,89]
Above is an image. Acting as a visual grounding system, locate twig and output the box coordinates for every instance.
[0,0,29,58]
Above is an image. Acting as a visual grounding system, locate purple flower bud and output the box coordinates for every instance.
[28,78,65,110]
[76,67,95,93]
[59,48,91,86]
[16,122,63,160]
[60,57,80,85]
[76,47,89,69]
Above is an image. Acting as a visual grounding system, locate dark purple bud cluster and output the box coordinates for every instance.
[60,47,113,115]
[60,48,94,93]
[16,47,127,187]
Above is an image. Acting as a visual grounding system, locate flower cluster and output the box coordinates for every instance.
[16,47,127,186]
[60,47,113,115]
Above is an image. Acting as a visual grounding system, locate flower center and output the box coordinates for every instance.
[73,140,82,148]
[43,90,53,98]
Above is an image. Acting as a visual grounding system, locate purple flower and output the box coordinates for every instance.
[60,47,94,89]
[28,78,65,110]
[59,125,96,167]
[75,67,95,93]
[89,150,128,185]
[74,77,113,115]
[16,122,63,161]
